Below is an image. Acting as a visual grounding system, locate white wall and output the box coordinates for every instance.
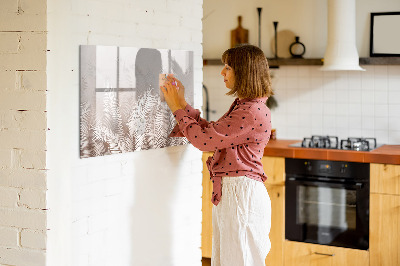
[0,0,48,265]
[46,0,203,265]
[203,0,400,58]
[203,0,400,145]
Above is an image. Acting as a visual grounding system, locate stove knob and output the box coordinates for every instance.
[305,162,312,171]
[340,164,347,174]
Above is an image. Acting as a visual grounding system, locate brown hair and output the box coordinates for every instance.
[221,44,273,99]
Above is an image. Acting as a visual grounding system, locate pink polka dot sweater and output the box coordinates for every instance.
[169,97,272,206]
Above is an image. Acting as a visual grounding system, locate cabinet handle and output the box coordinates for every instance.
[314,252,335,257]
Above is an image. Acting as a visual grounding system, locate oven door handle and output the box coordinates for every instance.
[287,177,364,189]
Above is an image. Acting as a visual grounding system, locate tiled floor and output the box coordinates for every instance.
[202,257,211,266]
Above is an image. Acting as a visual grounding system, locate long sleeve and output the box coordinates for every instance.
[172,105,257,152]
[169,104,211,137]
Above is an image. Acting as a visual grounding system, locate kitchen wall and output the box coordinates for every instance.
[44,0,204,266]
[0,0,48,265]
[203,0,400,144]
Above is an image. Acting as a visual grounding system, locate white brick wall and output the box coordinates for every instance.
[0,0,48,265]
[46,1,203,266]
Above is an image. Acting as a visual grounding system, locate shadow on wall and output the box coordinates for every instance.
[129,146,192,265]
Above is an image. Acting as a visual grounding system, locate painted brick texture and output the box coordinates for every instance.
[46,0,203,265]
[0,0,47,265]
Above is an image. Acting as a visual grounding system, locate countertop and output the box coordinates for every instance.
[263,139,400,165]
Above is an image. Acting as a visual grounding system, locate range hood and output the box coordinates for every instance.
[320,0,365,71]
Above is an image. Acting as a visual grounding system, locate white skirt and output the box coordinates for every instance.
[212,176,271,266]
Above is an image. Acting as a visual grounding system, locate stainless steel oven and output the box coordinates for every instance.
[285,158,370,250]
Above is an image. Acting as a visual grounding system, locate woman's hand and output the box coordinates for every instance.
[160,78,185,113]
[172,77,187,108]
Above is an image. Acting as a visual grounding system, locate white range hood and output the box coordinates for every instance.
[320,0,365,71]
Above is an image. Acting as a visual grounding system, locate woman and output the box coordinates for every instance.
[161,44,273,266]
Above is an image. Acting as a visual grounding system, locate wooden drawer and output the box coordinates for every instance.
[284,241,369,266]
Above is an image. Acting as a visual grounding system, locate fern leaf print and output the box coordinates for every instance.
[79,45,194,158]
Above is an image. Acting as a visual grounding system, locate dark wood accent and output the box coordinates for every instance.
[264,140,400,165]
[268,58,323,67]
[203,58,323,67]
[359,57,400,65]
[204,57,400,67]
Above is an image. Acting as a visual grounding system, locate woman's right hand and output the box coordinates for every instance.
[169,76,187,108]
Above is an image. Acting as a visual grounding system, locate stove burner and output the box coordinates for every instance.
[340,137,377,151]
[295,136,378,151]
[301,135,339,149]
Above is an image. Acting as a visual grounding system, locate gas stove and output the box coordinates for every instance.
[289,135,381,151]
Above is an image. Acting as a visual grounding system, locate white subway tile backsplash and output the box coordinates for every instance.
[348,90,362,103]
[361,104,375,117]
[323,87,336,103]
[374,117,389,130]
[388,91,400,104]
[349,128,362,137]
[374,78,388,91]
[298,102,312,115]
[310,77,324,90]
[348,116,362,129]
[362,90,374,104]
[374,65,388,77]
[388,65,400,76]
[285,66,298,77]
[348,71,362,90]
[375,130,389,144]
[311,127,324,136]
[375,104,389,117]
[323,115,336,129]
[336,90,349,103]
[310,66,323,77]
[374,90,388,104]
[286,77,299,89]
[336,115,348,129]
[388,131,400,143]
[336,103,349,116]
[389,104,400,117]
[348,103,362,116]
[335,73,349,90]
[323,103,336,116]
[204,65,400,144]
[388,76,400,91]
[298,77,311,89]
[336,128,349,140]
[361,129,375,138]
[361,116,375,130]
[322,70,335,78]
[388,117,400,131]
[298,67,311,78]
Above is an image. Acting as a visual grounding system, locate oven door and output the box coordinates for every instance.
[285,177,369,250]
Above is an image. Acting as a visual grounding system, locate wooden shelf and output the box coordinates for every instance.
[359,57,400,65]
[203,57,400,67]
[203,58,323,67]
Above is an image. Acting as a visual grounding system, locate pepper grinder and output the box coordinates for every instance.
[273,21,279,58]
[257,8,262,48]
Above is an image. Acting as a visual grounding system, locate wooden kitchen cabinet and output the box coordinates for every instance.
[264,184,285,266]
[261,156,285,266]
[284,241,369,266]
[370,193,400,266]
[201,154,286,266]
[370,163,400,266]
[202,152,213,258]
[370,163,400,195]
